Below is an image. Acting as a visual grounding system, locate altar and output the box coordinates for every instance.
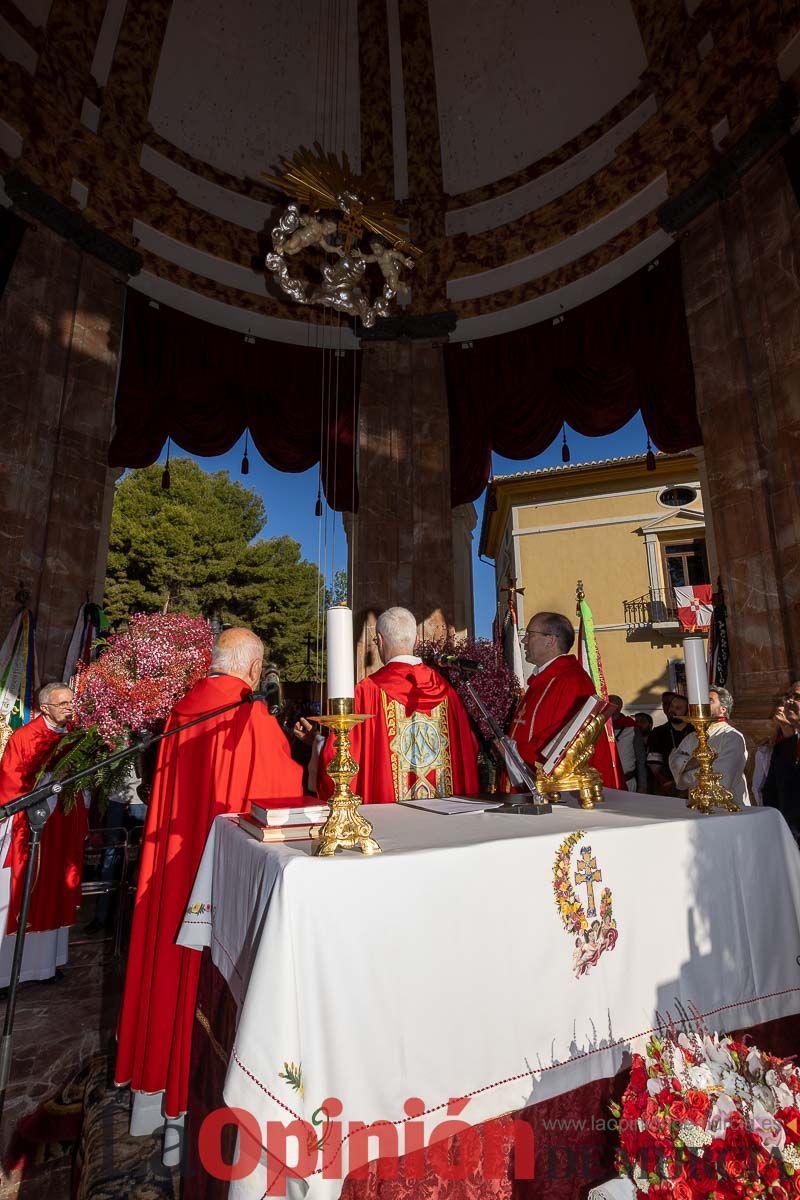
[178,793,800,1200]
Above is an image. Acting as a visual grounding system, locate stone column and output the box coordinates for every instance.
[681,151,800,741]
[0,222,124,680]
[350,340,461,677]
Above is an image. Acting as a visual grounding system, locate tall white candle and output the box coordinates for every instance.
[683,636,710,706]
[326,605,355,699]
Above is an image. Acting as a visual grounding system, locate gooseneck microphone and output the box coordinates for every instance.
[434,654,483,673]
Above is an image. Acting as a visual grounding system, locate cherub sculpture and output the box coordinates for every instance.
[361,239,415,300]
[309,254,375,325]
[272,204,341,257]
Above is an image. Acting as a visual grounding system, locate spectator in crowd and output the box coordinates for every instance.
[647,693,693,795]
[751,703,794,806]
[608,695,647,791]
[763,682,800,837]
[669,686,749,807]
[634,711,654,744]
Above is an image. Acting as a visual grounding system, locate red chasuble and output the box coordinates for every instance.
[0,716,88,934]
[509,655,620,788]
[319,662,479,804]
[114,673,304,1118]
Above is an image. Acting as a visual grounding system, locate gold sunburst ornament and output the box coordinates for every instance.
[261,143,422,327]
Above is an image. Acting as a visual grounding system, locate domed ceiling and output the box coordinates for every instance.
[0,0,797,345]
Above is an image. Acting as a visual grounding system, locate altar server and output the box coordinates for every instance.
[317,607,479,804]
[508,612,619,787]
[0,682,87,987]
[115,627,304,1120]
[669,686,749,807]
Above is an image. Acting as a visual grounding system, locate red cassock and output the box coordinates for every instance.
[114,673,304,1118]
[0,716,88,934]
[319,662,480,804]
[509,655,620,788]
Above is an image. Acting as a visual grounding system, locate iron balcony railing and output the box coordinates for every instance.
[623,587,680,628]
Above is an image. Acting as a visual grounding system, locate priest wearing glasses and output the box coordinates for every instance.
[508,612,620,788]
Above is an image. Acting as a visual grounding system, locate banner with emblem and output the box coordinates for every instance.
[674,583,713,631]
[0,607,38,735]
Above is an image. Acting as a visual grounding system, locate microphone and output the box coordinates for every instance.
[435,654,483,673]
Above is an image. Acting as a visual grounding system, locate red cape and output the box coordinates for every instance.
[0,716,88,934]
[319,662,479,804]
[114,673,304,1117]
[509,656,620,789]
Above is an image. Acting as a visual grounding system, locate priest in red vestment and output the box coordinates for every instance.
[0,682,87,985]
[115,627,304,1119]
[509,612,620,788]
[317,607,479,804]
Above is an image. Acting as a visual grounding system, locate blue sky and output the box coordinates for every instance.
[167,411,648,640]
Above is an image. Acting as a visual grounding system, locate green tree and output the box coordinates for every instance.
[104,459,324,679]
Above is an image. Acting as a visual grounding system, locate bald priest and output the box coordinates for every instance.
[318,607,479,804]
[115,627,305,1122]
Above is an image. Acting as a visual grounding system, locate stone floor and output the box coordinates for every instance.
[0,904,171,1199]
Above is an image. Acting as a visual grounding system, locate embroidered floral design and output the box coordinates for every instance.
[553,831,618,978]
[279,1060,304,1098]
[185,901,213,917]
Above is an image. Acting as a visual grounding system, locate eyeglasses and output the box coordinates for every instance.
[520,629,551,642]
[786,692,800,702]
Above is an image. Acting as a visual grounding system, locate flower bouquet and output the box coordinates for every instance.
[41,612,212,811]
[611,1025,800,1198]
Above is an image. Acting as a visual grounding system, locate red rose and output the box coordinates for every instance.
[673,1182,693,1200]
[630,1066,647,1092]
[669,1100,688,1122]
[686,1089,711,1114]
[723,1153,746,1179]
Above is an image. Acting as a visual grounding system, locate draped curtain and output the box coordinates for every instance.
[108,290,360,512]
[0,208,26,302]
[444,244,700,506]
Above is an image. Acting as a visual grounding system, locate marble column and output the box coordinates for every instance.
[0,222,124,680]
[349,340,467,678]
[681,151,800,741]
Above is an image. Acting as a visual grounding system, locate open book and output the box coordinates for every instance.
[540,696,614,776]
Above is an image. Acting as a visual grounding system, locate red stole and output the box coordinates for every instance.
[115,673,304,1117]
[319,662,479,804]
[509,656,620,788]
[0,715,89,935]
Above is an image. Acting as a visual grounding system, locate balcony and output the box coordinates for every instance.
[624,587,681,632]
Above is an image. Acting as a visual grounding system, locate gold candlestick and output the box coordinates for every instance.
[686,703,739,815]
[310,697,381,856]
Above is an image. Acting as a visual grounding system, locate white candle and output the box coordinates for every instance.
[683,636,710,706]
[326,605,354,699]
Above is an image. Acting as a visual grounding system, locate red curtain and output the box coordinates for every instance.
[0,208,26,301]
[108,290,360,512]
[444,244,700,506]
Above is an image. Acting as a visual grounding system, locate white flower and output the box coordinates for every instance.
[687,1064,715,1090]
[632,1162,650,1191]
[771,1080,796,1110]
[755,1082,776,1111]
[752,1099,786,1154]
[782,1144,800,1171]
[646,1077,663,1096]
[707,1093,737,1137]
[721,1069,742,1096]
[678,1120,714,1150]
[703,1035,734,1070]
[746,1047,764,1078]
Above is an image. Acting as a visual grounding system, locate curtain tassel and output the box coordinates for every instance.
[561,426,571,463]
[161,437,171,491]
[241,430,250,476]
[315,485,323,518]
[645,434,656,472]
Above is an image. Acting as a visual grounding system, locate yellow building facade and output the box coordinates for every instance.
[480,453,712,714]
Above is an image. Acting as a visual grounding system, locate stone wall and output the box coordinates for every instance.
[681,151,800,743]
[0,222,123,681]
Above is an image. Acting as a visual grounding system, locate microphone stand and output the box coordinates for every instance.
[0,688,268,1126]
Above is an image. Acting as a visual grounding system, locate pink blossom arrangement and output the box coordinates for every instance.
[418,635,521,741]
[74,612,213,745]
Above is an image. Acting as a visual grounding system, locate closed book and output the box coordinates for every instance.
[540,696,613,776]
[250,802,329,828]
[238,816,324,843]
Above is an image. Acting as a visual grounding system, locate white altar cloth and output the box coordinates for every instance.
[179,794,800,1199]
